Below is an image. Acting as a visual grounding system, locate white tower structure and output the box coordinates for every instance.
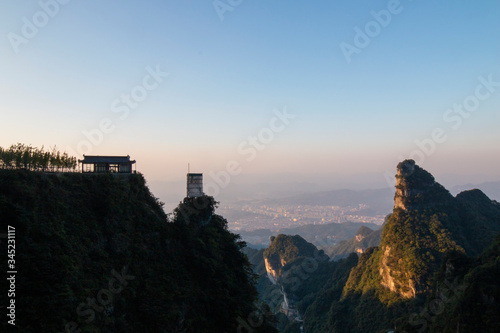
[187,173,203,198]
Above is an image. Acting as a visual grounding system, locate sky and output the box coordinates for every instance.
[1,0,499,193]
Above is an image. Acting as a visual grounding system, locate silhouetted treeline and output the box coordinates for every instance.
[0,143,77,172]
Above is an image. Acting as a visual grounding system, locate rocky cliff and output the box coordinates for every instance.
[263,234,324,284]
[327,225,383,260]
[394,159,453,211]
[345,159,500,300]
[378,244,417,298]
[264,257,284,284]
[268,160,500,333]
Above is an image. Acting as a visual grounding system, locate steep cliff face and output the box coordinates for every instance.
[328,225,382,260]
[268,160,500,333]
[355,225,373,242]
[394,159,453,211]
[378,245,416,298]
[344,159,500,300]
[264,257,281,284]
[263,234,323,284]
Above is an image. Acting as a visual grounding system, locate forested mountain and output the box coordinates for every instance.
[2,159,499,333]
[262,234,329,284]
[252,160,500,332]
[326,225,383,260]
[238,221,380,249]
[397,232,500,332]
[0,169,276,333]
[344,160,500,301]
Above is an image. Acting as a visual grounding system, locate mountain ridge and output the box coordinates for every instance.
[253,160,500,333]
[345,160,500,300]
[0,169,277,333]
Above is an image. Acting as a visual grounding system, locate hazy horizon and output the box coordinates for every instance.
[149,171,500,214]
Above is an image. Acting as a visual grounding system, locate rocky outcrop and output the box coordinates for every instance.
[264,250,291,284]
[345,159,499,301]
[265,258,280,284]
[394,160,424,210]
[263,234,324,284]
[379,245,416,298]
[333,160,500,332]
[328,226,382,260]
[355,234,365,242]
[394,159,453,211]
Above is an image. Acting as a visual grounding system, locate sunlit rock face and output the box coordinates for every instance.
[343,158,500,310]
[379,245,416,299]
[394,159,427,211]
[264,252,289,284]
[263,234,324,284]
[265,258,281,284]
[394,160,416,210]
[355,234,365,242]
[393,159,452,211]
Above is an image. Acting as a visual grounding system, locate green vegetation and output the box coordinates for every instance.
[5,157,498,333]
[326,225,383,260]
[321,161,500,332]
[0,143,77,171]
[376,209,464,295]
[356,225,375,237]
[252,160,500,332]
[0,169,277,333]
[396,233,500,332]
[240,221,380,249]
[345,160,500,301]
[394,160,455,212]
[276,205,498,333]
[452,189,500,256]
[243,247,267,275]
[263,234,322,265]
[287,254,359,317]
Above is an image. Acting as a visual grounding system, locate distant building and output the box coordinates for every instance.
[187,173,203,197]
[78,155,136,173]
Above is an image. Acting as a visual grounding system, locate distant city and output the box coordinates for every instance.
[218,202,385,231]
[152,179,500,235]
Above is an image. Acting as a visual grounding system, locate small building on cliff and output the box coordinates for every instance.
[187,173,203,197]
[78,155,136,173]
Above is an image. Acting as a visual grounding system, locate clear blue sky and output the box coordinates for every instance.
[1,0,499,187]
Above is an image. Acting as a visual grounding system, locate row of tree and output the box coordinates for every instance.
[0,143,77,172]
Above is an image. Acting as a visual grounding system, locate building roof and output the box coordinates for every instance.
[78,155,136,164]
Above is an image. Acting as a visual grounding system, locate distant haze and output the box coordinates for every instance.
[150,175,500,214]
